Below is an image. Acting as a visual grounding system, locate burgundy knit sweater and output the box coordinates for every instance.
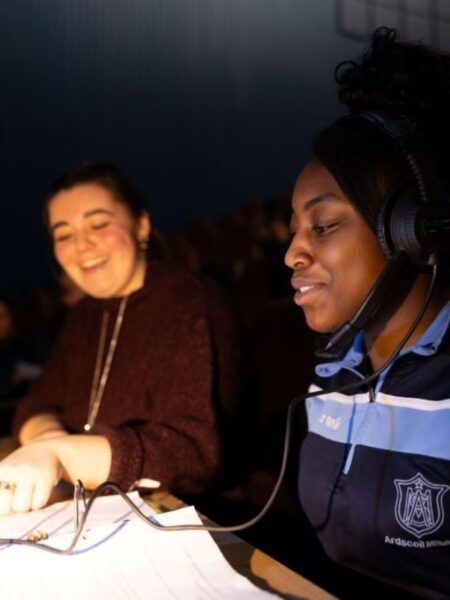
[13,261,248,494]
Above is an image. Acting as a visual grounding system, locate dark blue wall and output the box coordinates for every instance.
[0,1,366,288]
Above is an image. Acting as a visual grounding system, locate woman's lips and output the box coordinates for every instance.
[80,256,108,271]
[291,278,325,306]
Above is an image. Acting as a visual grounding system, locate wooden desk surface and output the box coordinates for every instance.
[0,437,337,599]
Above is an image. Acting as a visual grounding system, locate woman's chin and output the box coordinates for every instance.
[74,281,113,299]
[304,315,345,335]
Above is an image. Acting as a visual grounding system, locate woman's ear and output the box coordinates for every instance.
[136,211,151,248]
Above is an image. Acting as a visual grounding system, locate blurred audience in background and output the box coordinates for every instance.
[147,191,296,322]
[0,294,51,434]
[0,295,48,393]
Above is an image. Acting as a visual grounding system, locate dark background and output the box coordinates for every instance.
[0,0,446,289]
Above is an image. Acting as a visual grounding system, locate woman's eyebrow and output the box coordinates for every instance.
[50,221,69,232]
[303,193,338,212]
[83,208,115,219]
[50,208,114,232]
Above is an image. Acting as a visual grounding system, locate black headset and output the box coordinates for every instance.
[316,109,450,359]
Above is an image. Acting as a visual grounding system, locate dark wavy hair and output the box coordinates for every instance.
[43,162,148,228]
[311,27,450,233]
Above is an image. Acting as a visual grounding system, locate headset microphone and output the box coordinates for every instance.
[315,109,450,359]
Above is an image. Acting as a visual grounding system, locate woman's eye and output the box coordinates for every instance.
[91,221,110,230]
[312,222,339,236]
[54,232,72,243]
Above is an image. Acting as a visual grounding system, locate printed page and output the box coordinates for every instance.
[0,499,282,599]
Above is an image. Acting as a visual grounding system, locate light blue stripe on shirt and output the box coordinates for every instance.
[307,390,450,461]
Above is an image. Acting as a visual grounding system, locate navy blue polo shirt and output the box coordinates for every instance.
[299,301,450,598]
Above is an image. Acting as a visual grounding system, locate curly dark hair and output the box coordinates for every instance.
[311,27,450,232]
[336,27,450,127]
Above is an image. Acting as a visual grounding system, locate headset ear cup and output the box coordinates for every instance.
[376,189,397,260]
[376,181,424,262]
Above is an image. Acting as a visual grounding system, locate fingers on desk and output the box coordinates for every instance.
[0,479,16,515]
[0,477,52,515]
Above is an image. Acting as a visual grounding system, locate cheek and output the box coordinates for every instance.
[320,233,387,297]
[337,239,387,302]
[101,227,137,257]
[360,239,388,281]
[54,244,70,268]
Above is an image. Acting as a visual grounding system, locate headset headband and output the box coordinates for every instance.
[341,110,442,207]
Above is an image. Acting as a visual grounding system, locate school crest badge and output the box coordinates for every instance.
[394,472,449,539]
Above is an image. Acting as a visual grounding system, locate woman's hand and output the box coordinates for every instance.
[0,442,64,515]
[0,434,112,516]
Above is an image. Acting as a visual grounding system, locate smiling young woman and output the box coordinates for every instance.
[283,28,450,599]
[0,162,252,517]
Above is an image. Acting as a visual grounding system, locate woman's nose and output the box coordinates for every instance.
[74,230,95,252]
[284,230,312,270]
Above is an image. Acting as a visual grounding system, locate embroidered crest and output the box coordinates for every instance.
[394,473,449,539]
